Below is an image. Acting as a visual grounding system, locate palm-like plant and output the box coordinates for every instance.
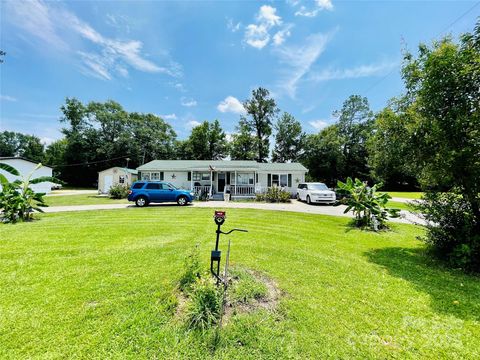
[337,177,400,230]
[0,162,61,223]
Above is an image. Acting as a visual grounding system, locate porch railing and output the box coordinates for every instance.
[230,185,256,196]
[192,185,212,196]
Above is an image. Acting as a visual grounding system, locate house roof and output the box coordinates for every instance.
[98,167,138,175]
[0,157,53,169]
[137,160,307,172]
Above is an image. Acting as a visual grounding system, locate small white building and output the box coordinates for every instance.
[0,157,53,194]
[98,167,138,194]
[136,160,308,199]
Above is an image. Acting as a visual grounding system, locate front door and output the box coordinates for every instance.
[217,173,226,192]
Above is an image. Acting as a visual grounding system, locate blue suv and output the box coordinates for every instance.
[128,181,194,207]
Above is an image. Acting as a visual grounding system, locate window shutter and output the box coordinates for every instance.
[188,172,191,181]
[212,172,215,181]
[288,174,292,187]
[160,172,164,181]
[267,174,271,187]
[137,171,141,180]
[256,173,258,183]
[226,172,230,184]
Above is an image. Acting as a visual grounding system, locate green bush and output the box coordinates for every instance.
[108,184,129,199]
[337,177,400,230]
[186,278,222,330]
[255,193,265,202]
[264,187,291,203]
[414,191,480,272]
[179,246,201,292]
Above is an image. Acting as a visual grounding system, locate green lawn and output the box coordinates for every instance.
[1,208,479,359]
[44,194,129,206]
[385,191,423,199]
[389,200,416,211]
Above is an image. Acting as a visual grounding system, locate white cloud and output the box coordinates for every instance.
[257,5,282,27]
[244,5,291,49]
[160,114,177,120]
[309,61,398,82]
[274,31,334,98]
[295,0,334,17]
[245,24,270,49]
[181,97,197,107]
[40,137,55,145]
[309,120,329,130]
[187,120,201,128]
[0,95,17,102]
[272,25,293,46]
[5,0,181,80]
[217,96,246,114]
[227,18,241,32]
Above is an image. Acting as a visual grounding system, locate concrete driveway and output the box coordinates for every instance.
[42,200,425,225]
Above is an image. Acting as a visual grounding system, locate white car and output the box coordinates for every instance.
[296,182,336,205]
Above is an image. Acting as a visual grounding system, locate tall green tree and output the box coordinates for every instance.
[271,112,305,163]
[181,120,228,160]
[402,21,480,270]
[367,99,418,189]
[230,120,257,161]
[242,87,278,162]
[301,125,343,186]
[0,131,45,162]
[333,95,374,180]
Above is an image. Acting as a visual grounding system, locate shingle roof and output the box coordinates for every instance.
[137,160,307,172]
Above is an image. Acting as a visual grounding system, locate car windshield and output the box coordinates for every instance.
[165,182,178,190]
[309,183,328,190]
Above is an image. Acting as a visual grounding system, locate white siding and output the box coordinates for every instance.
[0,159,53,194]
[98,167,137,193]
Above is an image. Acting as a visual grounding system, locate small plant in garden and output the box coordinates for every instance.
[263,187,291,203]
[228,268,268,304]
[337,177,400,230]
[0,162,59,223]
[179,245,202,292]
[108,184,129,199]
[185,277,222,330]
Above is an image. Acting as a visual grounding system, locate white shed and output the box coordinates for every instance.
[0,157,53,194]
[98,167,138,194]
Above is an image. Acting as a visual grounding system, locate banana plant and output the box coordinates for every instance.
[337,177,400,230]
[0,162,62,223]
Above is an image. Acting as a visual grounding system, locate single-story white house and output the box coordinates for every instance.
[98,167,138,194]
[0,157,53,194]
[136,160,308,199]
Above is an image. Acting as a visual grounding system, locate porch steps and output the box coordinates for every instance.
[209,193,224,201]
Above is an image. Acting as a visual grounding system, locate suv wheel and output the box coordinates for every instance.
[135,196,148,207]
[306,195,311,205]
[177,195,188,206]
[296,193,300,201]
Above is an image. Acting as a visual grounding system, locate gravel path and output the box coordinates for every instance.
[43,200,425,225]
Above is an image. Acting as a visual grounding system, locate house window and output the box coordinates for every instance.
[201,172,210,181]
[237,173,254,185]
[192,172,210,181]
[119,175,125,184]
[269,173,290,187]
[142,173,150,181]
[151,172,160,181]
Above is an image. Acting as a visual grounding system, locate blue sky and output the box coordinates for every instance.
[0,0,478,144]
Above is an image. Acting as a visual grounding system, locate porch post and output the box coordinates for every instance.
[190,171,193,191]
[209,170,213,197]
[234,170,237,196]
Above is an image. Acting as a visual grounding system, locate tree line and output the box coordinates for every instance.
[0,88,419,189]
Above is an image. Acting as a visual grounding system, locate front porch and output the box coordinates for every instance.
[189,170,260,199]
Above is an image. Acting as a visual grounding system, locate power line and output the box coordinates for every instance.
[364,1,480,95]
[49,155,130,168]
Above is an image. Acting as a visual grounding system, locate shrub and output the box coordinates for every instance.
[255,193,265,202]
[108,184,129,199]
[186,278,222,330]
[265,187,291,203]
[414,190,480,272]
[337,177,400,230]
[179,245,201,292]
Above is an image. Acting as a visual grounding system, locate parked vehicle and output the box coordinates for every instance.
[296,182,336,205]
[51,183,63,190]
[127,181,194,207]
